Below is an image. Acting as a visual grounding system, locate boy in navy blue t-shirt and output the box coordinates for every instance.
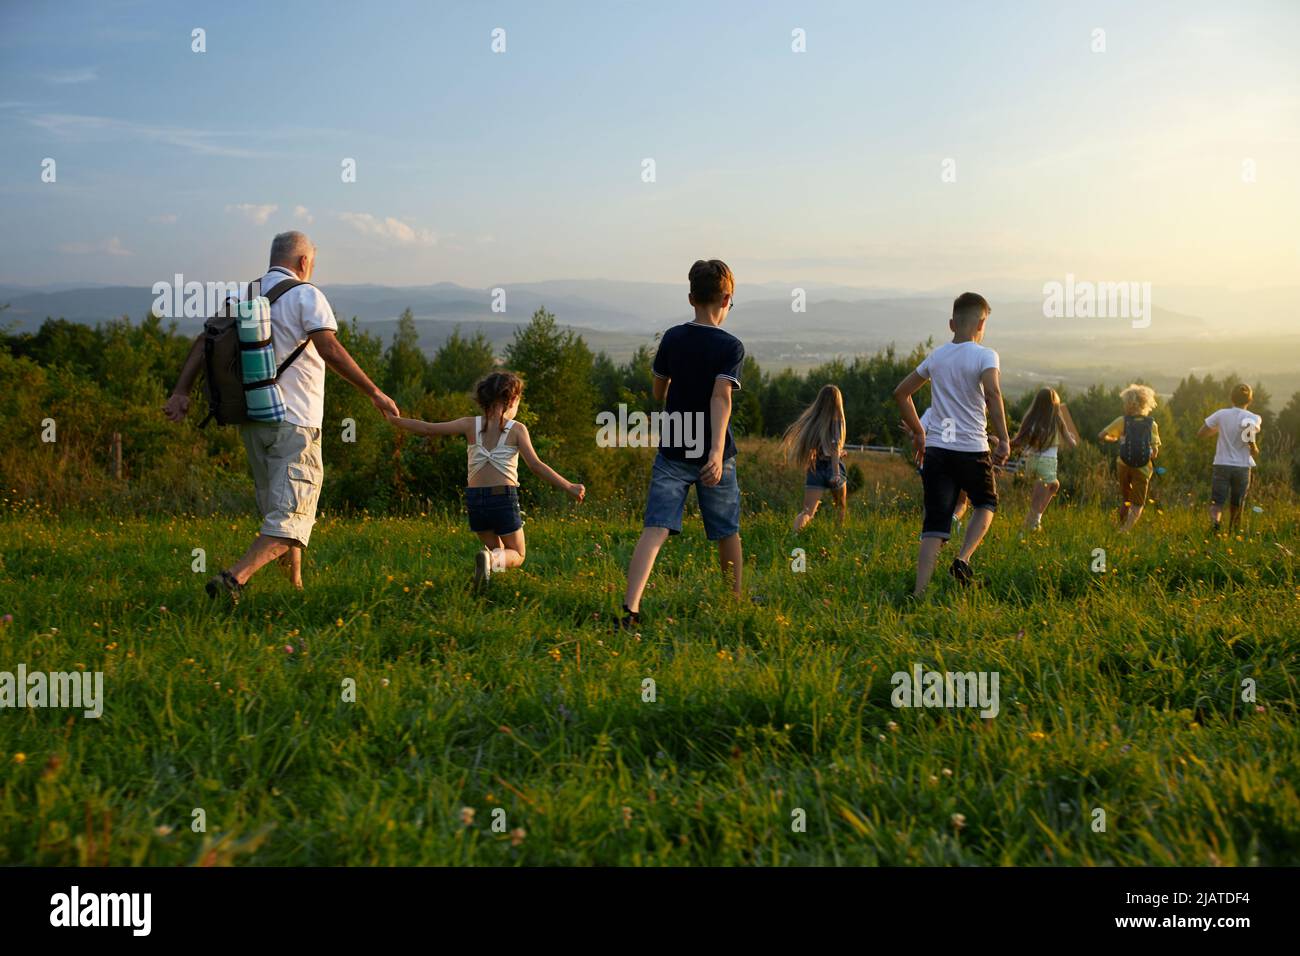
[619,259,744,628]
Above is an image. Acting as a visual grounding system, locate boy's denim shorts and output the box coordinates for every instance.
[805,455,846,490]
[643,452,741,541]
[465,485,523,536]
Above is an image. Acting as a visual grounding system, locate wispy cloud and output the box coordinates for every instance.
[227,204,278,225]
[28,112,264,158]
[60,236,131,256]
[42,67,98,85]
[340,212,436,245]
[150,213,178,224]
[294,205,314,225]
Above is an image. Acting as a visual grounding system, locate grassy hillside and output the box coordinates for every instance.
[1,487,1296,865]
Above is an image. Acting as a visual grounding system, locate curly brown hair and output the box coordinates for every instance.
[474,371,524,429]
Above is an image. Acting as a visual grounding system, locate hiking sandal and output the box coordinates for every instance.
[205,570,243,604]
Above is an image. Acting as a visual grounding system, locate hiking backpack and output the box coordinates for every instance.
[1119,415,1154,468]
[199,276,310,427]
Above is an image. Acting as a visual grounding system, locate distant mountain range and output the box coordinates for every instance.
[3,279,1298,400]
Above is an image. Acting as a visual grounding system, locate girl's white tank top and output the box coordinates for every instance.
[468,416,519,483]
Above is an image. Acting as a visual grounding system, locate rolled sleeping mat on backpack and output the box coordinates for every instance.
[237,296,288,423]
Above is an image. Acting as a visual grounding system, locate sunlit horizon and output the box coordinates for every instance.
[1,0,1297,303]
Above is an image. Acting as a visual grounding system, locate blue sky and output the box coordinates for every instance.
[1,0,1297,290]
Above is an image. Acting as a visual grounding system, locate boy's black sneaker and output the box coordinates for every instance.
[616,605,641,632]
[949,558,975,587]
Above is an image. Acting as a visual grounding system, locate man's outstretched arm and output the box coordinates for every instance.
[309,329,400,417]
[163,333,204,421]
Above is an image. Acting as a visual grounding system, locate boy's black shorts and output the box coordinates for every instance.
[921,446,998,539]
[1210,464,1251,507]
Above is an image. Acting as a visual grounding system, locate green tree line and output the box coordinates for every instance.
[2,305,1296,515]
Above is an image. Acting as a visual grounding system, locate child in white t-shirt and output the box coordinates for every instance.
[1198,383,1262,534]
[893,292,1011,596]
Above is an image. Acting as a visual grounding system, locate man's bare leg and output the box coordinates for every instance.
[228,534,295,586]
[277,544,304,590]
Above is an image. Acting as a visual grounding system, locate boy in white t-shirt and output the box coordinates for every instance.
[894,293,1011,595]
[1197,383,1262,534]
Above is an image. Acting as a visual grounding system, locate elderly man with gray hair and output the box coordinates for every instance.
[164,231,399,598]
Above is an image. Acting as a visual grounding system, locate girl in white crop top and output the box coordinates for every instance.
[385,370,585,585]
[1009,386,1079,532]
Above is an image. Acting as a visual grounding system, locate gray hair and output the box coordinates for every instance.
[269,230,314,266]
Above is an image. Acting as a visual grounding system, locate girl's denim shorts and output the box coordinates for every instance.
[805,455,846,490]
[465,485,523,535]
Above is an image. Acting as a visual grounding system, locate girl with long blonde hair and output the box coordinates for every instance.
[781,384,848,531]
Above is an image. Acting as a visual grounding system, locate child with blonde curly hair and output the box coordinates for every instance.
[1098,383,1160,532]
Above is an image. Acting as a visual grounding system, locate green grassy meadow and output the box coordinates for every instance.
[1,485,1297,865]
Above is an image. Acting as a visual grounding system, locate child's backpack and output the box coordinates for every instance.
[1119,415,1154,467]
[199,276,310,427]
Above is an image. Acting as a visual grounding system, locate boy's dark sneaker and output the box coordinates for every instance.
[949,558,975,587]
[616,605,641,632]
[205,570,243,604]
